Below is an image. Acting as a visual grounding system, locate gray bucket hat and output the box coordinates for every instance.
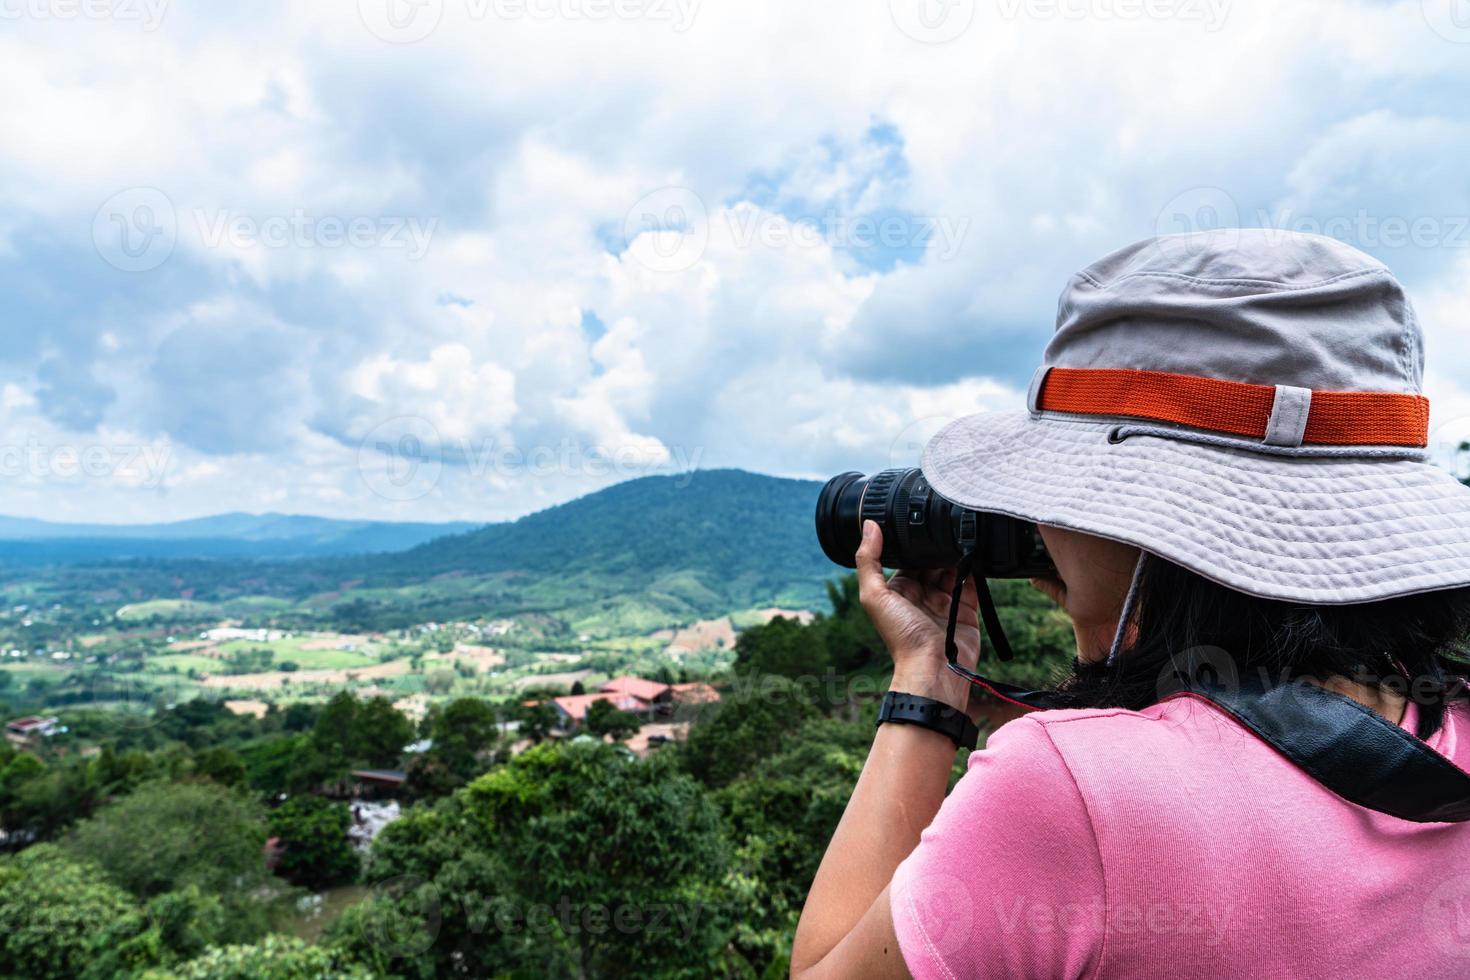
[921,229,1470,604]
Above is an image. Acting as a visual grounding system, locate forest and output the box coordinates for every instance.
[0,575,1073,979]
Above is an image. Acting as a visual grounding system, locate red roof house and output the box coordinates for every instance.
[599,676,673,703]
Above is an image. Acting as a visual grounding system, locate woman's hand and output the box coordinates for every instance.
[855,520,980,713]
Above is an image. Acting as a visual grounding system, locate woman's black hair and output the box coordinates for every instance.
[1057,556,1470,739]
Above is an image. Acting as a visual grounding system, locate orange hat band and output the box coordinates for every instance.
[1035,367,1430,448]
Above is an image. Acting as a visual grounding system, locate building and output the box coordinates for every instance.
[5,716,61,748]
[527,676,722,733]
[547,692,650,730]
[349,769,407,798]
[599,675,674,706]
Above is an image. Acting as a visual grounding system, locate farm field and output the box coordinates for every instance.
[0,600,814,721]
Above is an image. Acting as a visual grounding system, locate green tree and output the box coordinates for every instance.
[680,675,819,788]
[239,734,336,796]
[309,692,414,777]
[193,746,247,787]
[734,614,828,679]
[352,696,416,767]
[404,698,499,798]
[141,934,376,980]
[331,741,734,979]
[712,717,874,965]
[584,698,641,741]
[267,797,359,891]
[1,752,107,843]
[67,781,271,940]
[517,701,558,743]
[0,845,161,980]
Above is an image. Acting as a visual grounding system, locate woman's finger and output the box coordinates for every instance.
[854,521,889,605]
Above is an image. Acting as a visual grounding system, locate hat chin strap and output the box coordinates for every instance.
[1105,551,1149,664]
[941,548,1148,709]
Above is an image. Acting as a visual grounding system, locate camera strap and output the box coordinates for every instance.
[1173,678,1470,823]
[940,560,1470,823]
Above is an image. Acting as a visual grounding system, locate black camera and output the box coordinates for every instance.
[815,468,1055,577]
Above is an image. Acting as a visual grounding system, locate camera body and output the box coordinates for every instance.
[815,468,1055,577]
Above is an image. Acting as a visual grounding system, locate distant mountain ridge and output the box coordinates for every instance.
[1,470,837,630]
[0,512,480,562]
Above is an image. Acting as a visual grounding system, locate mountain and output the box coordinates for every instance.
[0,513,480,562]
[0,470,838,631]
[360,468,833,613]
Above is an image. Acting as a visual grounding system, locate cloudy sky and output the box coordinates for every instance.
[2,0,1470,524]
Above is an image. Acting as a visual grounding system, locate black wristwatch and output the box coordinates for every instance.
[878,691,979,750]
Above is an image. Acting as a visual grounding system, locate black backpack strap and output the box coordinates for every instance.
[1176,679,1470,824]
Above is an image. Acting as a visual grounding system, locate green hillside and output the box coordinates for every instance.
[0,470,834,632]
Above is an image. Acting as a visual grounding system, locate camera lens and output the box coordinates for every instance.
[815,468,967,569]
[814,468,1055,577]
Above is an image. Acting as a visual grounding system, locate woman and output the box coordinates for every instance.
[790,229,1470,978]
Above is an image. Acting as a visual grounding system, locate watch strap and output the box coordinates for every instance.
[878,691,979,750]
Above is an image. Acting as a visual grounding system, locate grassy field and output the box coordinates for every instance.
[3,595,815,718]
[147,653,223,673]
[116,599,215,622]
[213,638,380,670]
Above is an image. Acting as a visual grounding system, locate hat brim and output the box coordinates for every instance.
[921,412,1470,604]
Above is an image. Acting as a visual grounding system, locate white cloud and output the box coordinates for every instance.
[2,0,1469,521]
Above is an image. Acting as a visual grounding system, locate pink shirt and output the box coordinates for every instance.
[891,696,1470,979]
